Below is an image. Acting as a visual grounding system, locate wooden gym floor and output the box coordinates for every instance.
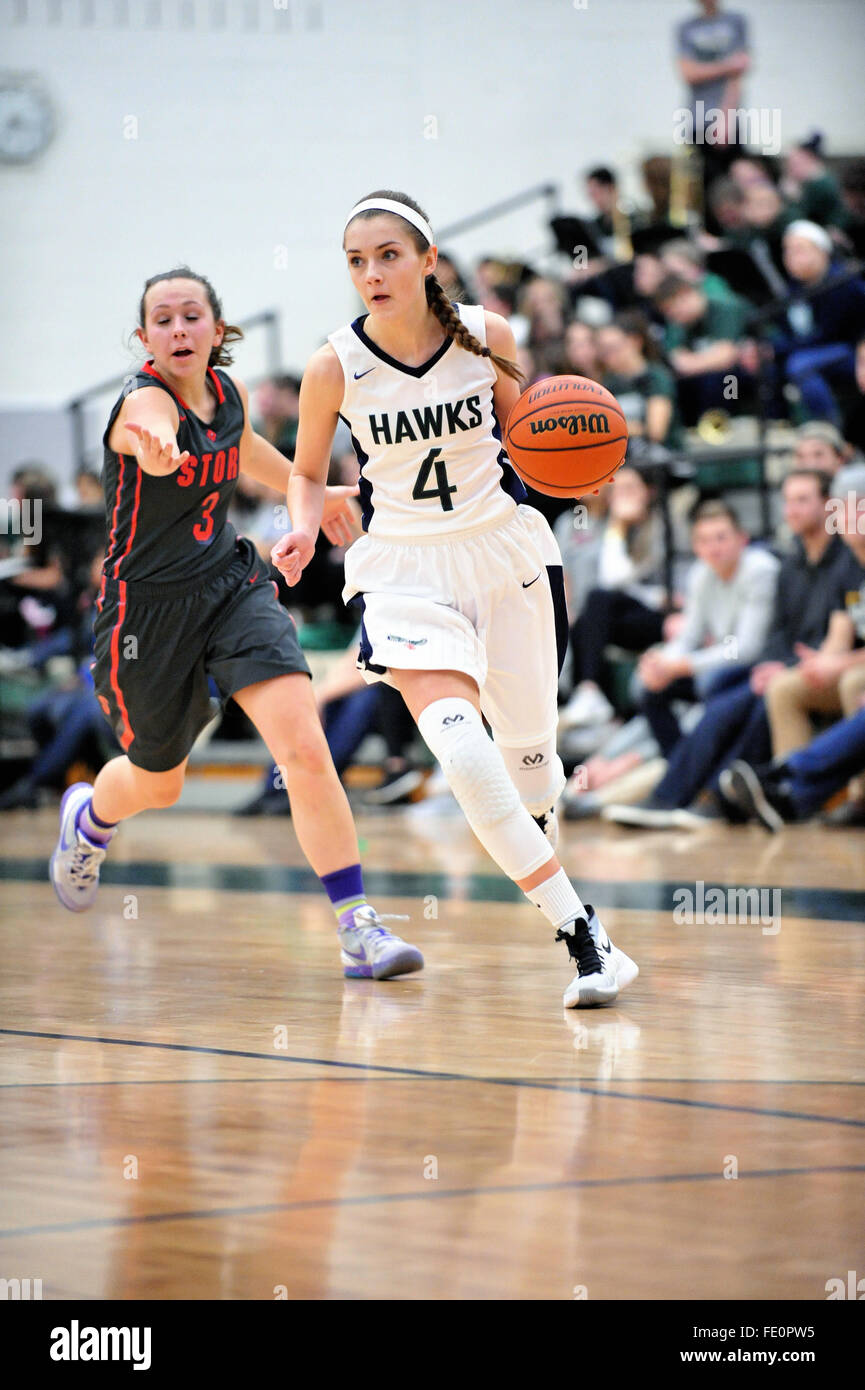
[1,806,863,1300]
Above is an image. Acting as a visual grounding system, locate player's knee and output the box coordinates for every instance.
[419,698,520,827]
[146,771,185,807]
[275,726,332,781]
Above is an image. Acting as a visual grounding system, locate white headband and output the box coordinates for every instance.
[785,219,832,255]
[344,198,434,246]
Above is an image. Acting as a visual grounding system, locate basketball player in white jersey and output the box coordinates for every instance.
[272,190,638,1008]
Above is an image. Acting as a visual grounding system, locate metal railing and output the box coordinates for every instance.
[437,182,561,242]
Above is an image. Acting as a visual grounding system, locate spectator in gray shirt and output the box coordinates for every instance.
[676,2,751,232]
[677,1,750,131]
[634,498,779,753]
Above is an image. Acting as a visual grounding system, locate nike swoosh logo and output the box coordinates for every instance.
[598,937,612,954]
[354,368,376,379]
[341,944,368,961]
[522,574,541,588]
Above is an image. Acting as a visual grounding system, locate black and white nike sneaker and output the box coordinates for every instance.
[584,904,639,992]
[556,916,619,1008]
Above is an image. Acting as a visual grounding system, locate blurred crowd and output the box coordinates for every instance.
[3,0,865,830]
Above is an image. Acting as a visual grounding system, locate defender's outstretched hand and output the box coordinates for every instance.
[271,530,315,586]
[125,422,190,474]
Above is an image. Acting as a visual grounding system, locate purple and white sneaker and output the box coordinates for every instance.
[49,783,107,912]
[338,906,424,980]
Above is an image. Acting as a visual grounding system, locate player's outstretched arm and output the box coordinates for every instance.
[271,346,344,586]
[115,387,187,476]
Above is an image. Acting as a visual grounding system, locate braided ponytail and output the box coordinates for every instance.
[425,274,524,382]
[347,188,524,384]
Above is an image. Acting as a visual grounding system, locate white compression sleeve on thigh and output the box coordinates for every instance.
[417,698,554,880]
[497,737,566,817]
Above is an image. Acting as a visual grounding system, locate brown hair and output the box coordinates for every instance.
[345,190,523,382]
[654,272,694,305]
[137,266,244,367]
[691,498,743,530]
[785,468,832,500]
[611,309,660,362]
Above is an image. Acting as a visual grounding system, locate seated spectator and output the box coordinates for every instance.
[839,159,865,260]
[562,320,600,380]
[559,464,667,731]
[723,469,865,828]
[788,420,848,478]
[0,549,118,810]
[842,334,865,455]
[0,466,73,649]
[722,704,865,830]
[74,467,103,509]
[728,156,781,192]
[781,133,848,231]
[641,155,672,225]
[254,374,301,458]
[655,272,750,424]
[775,220,865,424]
[764,467,865,793]
[706,176,749,241]
[433,250,471,301]
[628,499,779,757]
[602,470,856,826]
[659,237,739,307]
[736,180,798,281]
[518,277,568,374]
[597,311,682,448]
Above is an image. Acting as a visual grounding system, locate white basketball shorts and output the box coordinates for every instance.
[342,504,567,746]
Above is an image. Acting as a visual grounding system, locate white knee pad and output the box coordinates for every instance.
[498,736,566,817]
[417,698,554,879]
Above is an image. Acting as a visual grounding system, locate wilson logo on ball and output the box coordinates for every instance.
[505,373,628,499]
[529,413,610,437]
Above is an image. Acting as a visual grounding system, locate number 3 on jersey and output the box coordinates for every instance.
[193,490,219,542]
[412,448,457,512]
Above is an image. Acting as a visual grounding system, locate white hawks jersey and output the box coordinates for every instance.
[327,303,527,540]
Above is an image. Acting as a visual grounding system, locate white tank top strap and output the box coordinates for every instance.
[455,302,487,346]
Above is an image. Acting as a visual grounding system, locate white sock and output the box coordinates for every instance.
[526,868,587,931]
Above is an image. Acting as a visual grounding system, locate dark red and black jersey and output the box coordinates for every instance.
[101,363,245,586]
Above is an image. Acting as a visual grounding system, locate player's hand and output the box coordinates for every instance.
[125,423,189,474]
[271,529,315,586]
[321,484,360,548]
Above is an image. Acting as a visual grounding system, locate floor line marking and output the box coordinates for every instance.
[1,1165,862,1241]
[1,1030,862,1128]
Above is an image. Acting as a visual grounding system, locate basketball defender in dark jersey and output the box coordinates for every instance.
[51,267,423,981]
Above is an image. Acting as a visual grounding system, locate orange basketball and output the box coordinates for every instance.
[505,375,629,498]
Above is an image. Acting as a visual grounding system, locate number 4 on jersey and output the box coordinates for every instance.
[412,448,457,512]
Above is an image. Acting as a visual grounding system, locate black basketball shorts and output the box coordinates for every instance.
[92,537,310,773]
